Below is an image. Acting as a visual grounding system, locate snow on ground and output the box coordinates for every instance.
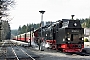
[84,42,90,48]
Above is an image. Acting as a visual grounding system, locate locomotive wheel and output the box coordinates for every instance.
[58,48,63,52]
[82,49,86,53]
[56,44,63,52]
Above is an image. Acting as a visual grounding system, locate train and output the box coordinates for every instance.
[13,31,34,42]
[13,18,84,53]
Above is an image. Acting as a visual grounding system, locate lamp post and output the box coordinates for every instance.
[39,10,45,37]
[39,10,45,50]
[71,15,75,20]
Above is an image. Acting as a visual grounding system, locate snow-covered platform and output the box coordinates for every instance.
[11,40,38,47]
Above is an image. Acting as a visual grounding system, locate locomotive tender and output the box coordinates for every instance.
[34,19,84,52]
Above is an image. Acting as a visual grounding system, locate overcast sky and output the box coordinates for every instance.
[10,0,90,30]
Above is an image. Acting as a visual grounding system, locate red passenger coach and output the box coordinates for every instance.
[13,31,34,42]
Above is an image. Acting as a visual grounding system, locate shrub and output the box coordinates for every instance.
[84,38,89,42]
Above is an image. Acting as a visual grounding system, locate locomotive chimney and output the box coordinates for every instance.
[71,15,75,20]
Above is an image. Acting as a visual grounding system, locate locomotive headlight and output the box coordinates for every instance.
[82,38,84,40]
[63,38,65,41]
[68,38,70,40]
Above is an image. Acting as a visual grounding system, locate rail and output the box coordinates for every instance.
[0,40,36,60]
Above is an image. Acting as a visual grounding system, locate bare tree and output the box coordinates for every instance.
[0,0,15,18]
[0,0,15,41]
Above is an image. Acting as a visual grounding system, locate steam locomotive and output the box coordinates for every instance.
[34,19,84,52]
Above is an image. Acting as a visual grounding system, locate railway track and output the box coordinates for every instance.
[12,39,90,57]
[1,40,89,60]
[0,40,38,60]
